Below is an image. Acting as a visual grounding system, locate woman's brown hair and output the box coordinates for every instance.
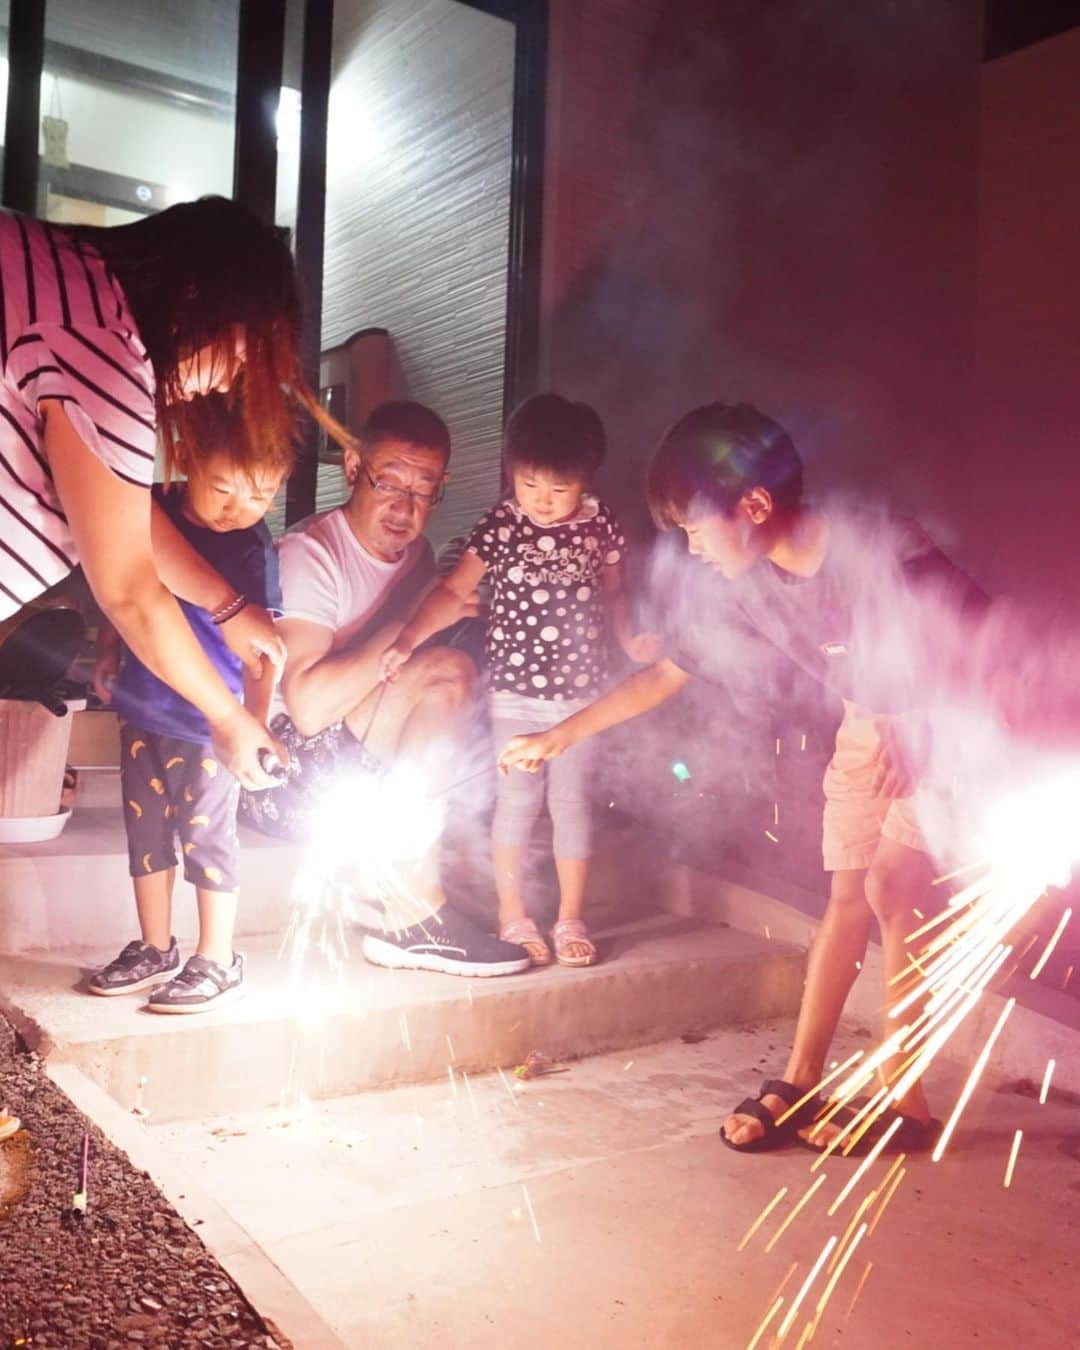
[71,196,351,479]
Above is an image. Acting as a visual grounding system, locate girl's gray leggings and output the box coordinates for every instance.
[491,713,595,859]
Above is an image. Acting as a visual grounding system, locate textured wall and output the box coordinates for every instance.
[321,0,515,546]
[971,27,1080,607]
[539,0,983,554]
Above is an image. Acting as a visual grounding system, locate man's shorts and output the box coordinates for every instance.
[120,724,239,892]
[821,701,928,872]
[238,713,383,841]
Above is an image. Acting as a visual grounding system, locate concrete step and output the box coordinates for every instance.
[0,771,301,953]
[0,913,805,1123]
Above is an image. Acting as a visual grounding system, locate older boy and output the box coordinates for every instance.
[500,402,986,1150]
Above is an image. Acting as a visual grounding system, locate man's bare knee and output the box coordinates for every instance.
[395,647,475,716]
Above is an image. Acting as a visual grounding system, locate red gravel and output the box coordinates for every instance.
[0,1017,284,1349]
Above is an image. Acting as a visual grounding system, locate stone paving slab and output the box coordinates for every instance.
[152,1019,1080,1349]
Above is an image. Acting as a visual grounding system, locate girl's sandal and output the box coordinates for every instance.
[550,918,597,968]
[500,918,552,966]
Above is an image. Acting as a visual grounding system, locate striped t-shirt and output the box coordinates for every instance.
[0,209,157,619]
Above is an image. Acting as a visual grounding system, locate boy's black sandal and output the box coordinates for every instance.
[720,1078,824,1154]
[799,1102,943,1157]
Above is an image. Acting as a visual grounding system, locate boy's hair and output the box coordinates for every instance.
[358,400,452,463]
[646,402,804,528]
[503,393,606,480]
[172,392,293,481]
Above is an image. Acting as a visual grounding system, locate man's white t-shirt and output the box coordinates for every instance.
[277,506,434,649]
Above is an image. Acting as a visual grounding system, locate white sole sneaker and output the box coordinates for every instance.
[87,964,181,997]
[361,934,530,978]
[146,983,247,1015]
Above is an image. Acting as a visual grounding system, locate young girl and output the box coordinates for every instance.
[381,394,653,967]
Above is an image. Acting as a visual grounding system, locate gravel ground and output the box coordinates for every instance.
[0,1016,282,1350]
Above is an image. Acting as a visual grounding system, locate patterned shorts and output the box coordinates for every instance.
[120,724,239,892]
[238,713,383,841]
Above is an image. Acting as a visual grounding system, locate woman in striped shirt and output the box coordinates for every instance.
[0,197,342,788]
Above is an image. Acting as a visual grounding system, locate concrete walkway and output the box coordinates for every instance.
[151,1019,1079,1349]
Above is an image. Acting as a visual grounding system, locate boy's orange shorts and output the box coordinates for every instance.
[821,700,928,872]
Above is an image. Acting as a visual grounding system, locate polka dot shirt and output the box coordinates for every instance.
[466,496,625,700]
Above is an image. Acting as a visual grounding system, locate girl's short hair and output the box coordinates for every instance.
[72,196,349,482]
[646,402,804,528]
[503,393,606,480]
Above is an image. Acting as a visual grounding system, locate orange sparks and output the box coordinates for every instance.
[812,1222,869,1337]
[1039,1059,1056,1104]
[912,907,924,920]
[765,1174,827,1253]
[774,1050,864,1128]
[746,1296,785,1350]
[931,857,990,888]
[1064,964,1075,992]
[766,1261,800,1309]
[1003,1129,1023,1189]
[800,733,807,751]
[933,996,1016,1162]
[793,1321,815,1350]
[828,1190,877,1274]
[737,1185,788,1251]
[828,1116,904,1216]
[1017,932,1040,961]
[773,802,780,826]
[776,737,782,755]
[1029,907,1073,982]
[765,830,780,844]
[776,1236,838,1341]
[844,1260,874,1320]
[867,1164,907,1237]
[764,925,772,940]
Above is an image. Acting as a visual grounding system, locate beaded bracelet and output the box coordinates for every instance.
[210,593,248,626]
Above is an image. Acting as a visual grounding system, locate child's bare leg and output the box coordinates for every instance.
[554,856,588,921]
[134,869,175,951]
[196,887,238,968]
[723,868,871,1146]
[863,837,936,1123]
[493,841,529,924]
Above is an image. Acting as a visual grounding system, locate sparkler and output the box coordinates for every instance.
[1029,907,1072,981]
[765,1174,827,1253]
[775,1235,837,1341]
[1003,1129,1023,1189]
[737,1185,788,1251]
[1038,1058,1055,1104]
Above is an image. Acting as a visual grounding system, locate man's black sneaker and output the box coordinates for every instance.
[147,953,245,1014]
[88,938,180,996]
[361,905,531,977]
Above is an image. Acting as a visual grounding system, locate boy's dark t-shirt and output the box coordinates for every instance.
[667,511,988,715]
[111,484,281,743]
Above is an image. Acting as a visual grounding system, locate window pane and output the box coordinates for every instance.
[38,0,238,226]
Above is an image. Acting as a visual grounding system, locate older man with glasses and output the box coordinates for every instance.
[240,400,530,978]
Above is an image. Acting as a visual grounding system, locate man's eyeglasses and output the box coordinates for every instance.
[361,464,445,508]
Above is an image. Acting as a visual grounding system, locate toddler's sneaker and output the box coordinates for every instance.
[88,938,180,996]
[361,904,531,978]
[0,1109,21,1142]
[147,952,245,1014]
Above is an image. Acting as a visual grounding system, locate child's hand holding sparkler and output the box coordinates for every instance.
[498,727,571,775]
[621,630,662,664]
